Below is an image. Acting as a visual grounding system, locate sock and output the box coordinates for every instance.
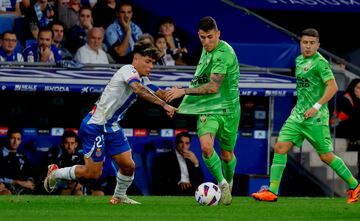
[329,155,359,189]
[222,154,237,184]
[53,165,77,180]
[202,150,225,184]
[113,171,134,197]
[269,153,287,195]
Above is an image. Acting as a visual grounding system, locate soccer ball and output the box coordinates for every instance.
[194,182,221,206]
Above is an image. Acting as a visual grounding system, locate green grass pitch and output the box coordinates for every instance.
[0,196,359,221]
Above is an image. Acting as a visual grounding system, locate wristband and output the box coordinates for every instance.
[313,102,322,111]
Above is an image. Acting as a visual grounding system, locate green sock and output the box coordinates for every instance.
[269,153,287,195]
[202,150,224,183]
[329,155,359,189]
[222,155,237,183]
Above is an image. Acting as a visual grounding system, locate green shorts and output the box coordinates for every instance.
[278,118,333,154]
[197,109,240,151]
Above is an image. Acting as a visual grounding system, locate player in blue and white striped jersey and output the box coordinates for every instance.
[44,41,177,204]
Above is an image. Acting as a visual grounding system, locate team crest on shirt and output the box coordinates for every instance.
[95,148,102,158]
[200,115,207,123]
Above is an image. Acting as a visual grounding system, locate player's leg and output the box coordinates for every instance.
[106,131,139,204]
[307,125,359,203]
[218,110,240,191]
[197,115,224,184]
[44,124,104,193]
[252,119,302,201]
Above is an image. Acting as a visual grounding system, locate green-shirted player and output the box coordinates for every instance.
[165,16,240,205]
[252,28,360,204]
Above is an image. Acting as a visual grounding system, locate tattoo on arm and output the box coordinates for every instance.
[130,82,166,107]
[185,74,223,95]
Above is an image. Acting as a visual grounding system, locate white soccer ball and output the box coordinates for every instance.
[194,182,221,206]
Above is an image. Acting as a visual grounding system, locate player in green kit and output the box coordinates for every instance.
[252,28,360,204]
[165,16,240,205]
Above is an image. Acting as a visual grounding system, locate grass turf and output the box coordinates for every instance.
[0,196,359,221]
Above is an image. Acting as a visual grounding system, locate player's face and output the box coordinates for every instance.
[176,136,191,154]
[300,35,319,58]
[62,137,78,155]
[354,82,360,99]
[198,28,220,52]
[133,54,155,77]
[8,132,22,151]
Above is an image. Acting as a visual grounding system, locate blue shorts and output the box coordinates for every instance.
[79,118,131,162]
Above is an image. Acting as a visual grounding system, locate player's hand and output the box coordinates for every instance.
[183,150,199,166]
[165,87,186,102]
[163,104,177,118]
[178,182,192,191]
[303,107,318,119]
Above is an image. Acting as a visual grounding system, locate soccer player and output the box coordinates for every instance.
[252,28,360,204]
[44,41,177,204]
[165,16,240,205]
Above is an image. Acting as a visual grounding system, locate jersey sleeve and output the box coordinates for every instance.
[210,50,227,75]
[317,59,334,83]
[120,65,140,85]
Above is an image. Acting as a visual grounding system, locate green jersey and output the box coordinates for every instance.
[289,52,334,125]
[178,40,240,115]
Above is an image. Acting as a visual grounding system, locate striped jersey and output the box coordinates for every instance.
[85,64,156,132]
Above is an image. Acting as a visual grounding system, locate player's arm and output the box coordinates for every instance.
[129,82,176,117]
[165,73,224,102]
[317,79,338,105]
[304,79,338,119]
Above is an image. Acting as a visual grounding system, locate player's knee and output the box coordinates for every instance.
[121,161,135,175]
[220,151,233,162]
[274,143,288,154]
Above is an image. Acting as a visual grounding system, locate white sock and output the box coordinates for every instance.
[219,179,228,186]
[113,171,134,198]
[53,165,77,180]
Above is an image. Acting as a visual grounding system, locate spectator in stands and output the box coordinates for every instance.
[92,0,116,30]
[331,79,360,177]
[23,27,62,62]
[152,132,204,195]
[0,30,24,62]
[51,21,72,60]
[0,0,22,16]
[24,0,55,29]
[158,16,187,65]
[105,1,142,64]
[66,7,92,54]
[154,33,175,66]
[74,27,108,64]
[46,130,84,195]
[58,0,81,31]
[0,128,35,194]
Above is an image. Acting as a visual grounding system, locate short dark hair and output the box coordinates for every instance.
[61,130,78,143]
[7,127,22,139]
[175,132,191,145]
[159,16,174,26]
[133,41,162,60]
[198,16,218,32]
[1,30,16,40]
[38,27,53,38]
[116,1,132,13]
[50,20,65,29]
[301,28,319,39]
